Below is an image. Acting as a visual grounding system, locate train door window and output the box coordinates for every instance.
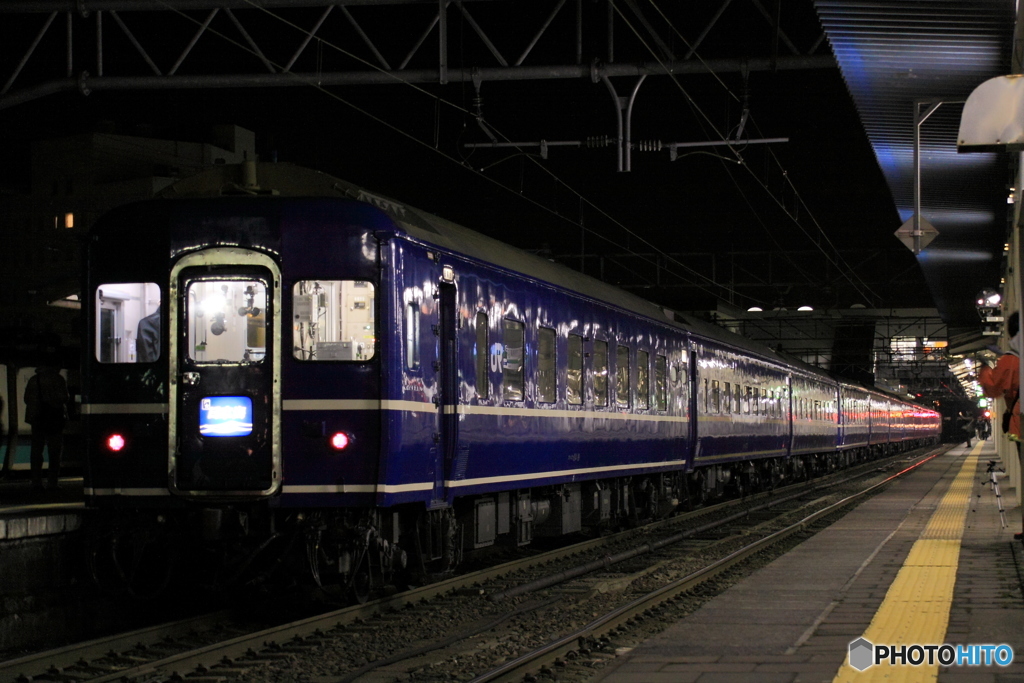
[405,302,420,369]
[567,334,583,405]
[95,283,161,363]
[710,380,720,413]
[702,378,708,413]
[475,312,489,399]
[593,340,609,407]
[293,280,375,361]
[502,319,525,401]
[637,350,649,409]
[723,382,732,413]
[537,327,556,403]
[616,344,631,408]
[655,355,667,411]
[188,280,268,363]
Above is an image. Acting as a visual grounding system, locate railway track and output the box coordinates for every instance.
[0,445,947,683]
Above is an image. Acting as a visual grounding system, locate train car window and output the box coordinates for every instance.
[95,282,161,363]
[751,388,759,415]
[723,382,732,413]
[710,379,720,413]
[293,280,375,361]
[593,340,609,406]
[637,350,649,409]
[702,378,708,413]
[502,319,525,401]
[567,334,583,405]
[405,302,419,369]
[655,355,667,411]
[537,327,556,404]
[616,344,631,408]
[734,384,741,414]
[741,386,750,414]
[188,279,267,363]
[475,312,489,399]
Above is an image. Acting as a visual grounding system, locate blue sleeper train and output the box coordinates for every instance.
[83,162,940,594]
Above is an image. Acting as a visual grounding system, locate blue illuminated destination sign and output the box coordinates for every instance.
[199,396,253,437]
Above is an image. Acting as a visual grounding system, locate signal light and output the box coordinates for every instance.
[106,433,126,452]
[330,432,351,450]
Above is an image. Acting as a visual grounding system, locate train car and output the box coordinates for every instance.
[81,161,940,597]
[839,382,871,457]
[688,331,792,496]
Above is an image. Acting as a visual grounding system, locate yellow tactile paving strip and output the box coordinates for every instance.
[833,444,981,682]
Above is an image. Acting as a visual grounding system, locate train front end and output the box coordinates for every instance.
[82,196,396,598]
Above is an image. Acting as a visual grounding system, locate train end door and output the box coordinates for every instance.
[168,248,282,496]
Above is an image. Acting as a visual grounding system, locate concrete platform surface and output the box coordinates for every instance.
[591,441,1024,683]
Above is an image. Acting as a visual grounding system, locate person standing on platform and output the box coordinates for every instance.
[979,310,1021,538]
[957,411,976,448]
[23,357,69,490]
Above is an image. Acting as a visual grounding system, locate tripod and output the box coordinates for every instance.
[984,460,1008,529]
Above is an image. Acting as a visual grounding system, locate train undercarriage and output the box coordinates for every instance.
[85,439,937,602]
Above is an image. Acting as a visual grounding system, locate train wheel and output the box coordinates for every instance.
[686,471,707,509]
[349,555,372,604]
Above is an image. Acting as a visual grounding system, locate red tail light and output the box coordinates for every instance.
[106,433,126,452]
[330,432,351,450]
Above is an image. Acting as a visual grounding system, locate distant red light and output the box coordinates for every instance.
[330,432,350,450]
[107,434,126,452]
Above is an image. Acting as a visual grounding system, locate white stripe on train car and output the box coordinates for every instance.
[81,404,169,414]
[446,404,688,422]
[285,460,692,495]
[445,459,689,488]
[84,487,172,496]
[282,399,435,412]
[281,482,433,494]
[283,399,688,423]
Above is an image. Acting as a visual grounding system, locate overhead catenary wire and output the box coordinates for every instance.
[636,0,882,307]
[151,0,757,306]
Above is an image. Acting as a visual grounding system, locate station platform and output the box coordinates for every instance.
[593,440,1024,683]
[0,475,84,541]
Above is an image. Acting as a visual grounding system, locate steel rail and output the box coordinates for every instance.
[0,610,235,681]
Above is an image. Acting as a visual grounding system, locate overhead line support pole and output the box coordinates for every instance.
[913,100,942,255]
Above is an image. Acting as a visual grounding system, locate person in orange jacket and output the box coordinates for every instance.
[979,311,1020,539]
[979,311,1020,440]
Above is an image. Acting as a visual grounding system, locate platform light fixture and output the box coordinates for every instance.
[976,289,1001,308]
[746,306,763,312]
[797,305,813,311]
